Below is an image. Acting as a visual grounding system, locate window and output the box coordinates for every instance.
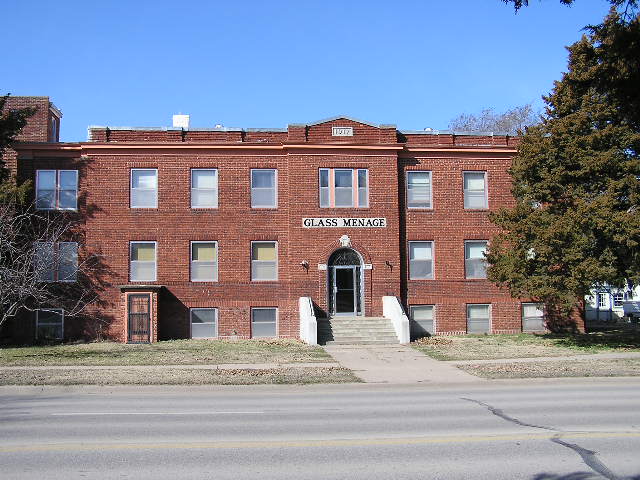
[131,169,158,208]
[522,303,545,332]
[467,304,491,333]
[463,171,487,209]
[191,169,218,208]
[36,170,78,210]
[410,305,435,338]
[251,242,277,281]
[465,241,488,279]
[409,241,433,279]
[190,308,217,338]
[130,242,157,282]
[319,168,368,208]
[36,309,63,340]
[251,307,277,337]
[407,171,432,209]
[597,293,608,308]
[251,169,277,208]
[613,293,624,307]
[191,242,218,282]
[34,242,78,282]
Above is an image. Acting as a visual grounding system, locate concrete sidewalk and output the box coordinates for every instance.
[323,344,482,384]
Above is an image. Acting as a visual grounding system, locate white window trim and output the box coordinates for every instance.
[130,168,158,209]
[408,241,435,280]
[319,168,369,208]
[410,304,436,334]
[36,170,78,211]
[191,169,218,209]
[130,241,157,282]
[463,171,488,210]
[250,307,278,338]
[250,241,278,282]
[250,169,278,209]
[190,241,218,283]
[406,170,433,210]
[357,168,369,208]
[464,240,488,279]
[36,308,64,340]
[466,303,492,333]
[190,308,218,339]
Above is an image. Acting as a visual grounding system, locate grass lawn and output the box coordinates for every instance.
[0,366,360,386]
[0,339,333,367]
[412,331,640,361]
[459,358,640,379]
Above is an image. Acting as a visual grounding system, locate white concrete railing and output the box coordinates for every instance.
[299,297,318,345]
[382,296,410,344]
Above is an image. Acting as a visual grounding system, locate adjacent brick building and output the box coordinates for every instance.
[3,96,575,344]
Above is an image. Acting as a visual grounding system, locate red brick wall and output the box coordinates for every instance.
[9,115,580,343]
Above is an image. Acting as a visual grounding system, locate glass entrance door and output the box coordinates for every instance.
[333,266,357,316]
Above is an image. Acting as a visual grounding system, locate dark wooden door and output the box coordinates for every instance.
[128,294,151,343]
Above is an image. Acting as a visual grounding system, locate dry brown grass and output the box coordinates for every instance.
[412,332,640,361]
[0,339,332,366]
[0,366,360,385]
[458,358,640,379]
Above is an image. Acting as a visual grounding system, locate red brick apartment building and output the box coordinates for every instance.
[2,96,566,344]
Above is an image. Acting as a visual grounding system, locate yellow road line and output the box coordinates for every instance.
[1,432,639,453]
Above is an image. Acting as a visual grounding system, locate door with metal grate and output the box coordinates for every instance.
[128,294,151,343]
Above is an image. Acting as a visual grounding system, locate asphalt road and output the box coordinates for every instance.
[1,379,639,480]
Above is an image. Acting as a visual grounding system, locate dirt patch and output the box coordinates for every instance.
[0,366,360,385]
[458,358,640,379]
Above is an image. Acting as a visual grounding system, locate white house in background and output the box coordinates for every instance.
[585,285,640,323]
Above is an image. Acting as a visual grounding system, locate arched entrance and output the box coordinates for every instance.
[327,248,364,316]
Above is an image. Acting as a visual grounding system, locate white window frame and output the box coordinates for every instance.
[408,241,434,280]
[250,241,278,281]
[465,240,488,279]
[36,308,64,340]
[250,169,277,209]
[613,292,624,307]
[190,308,218,339]
[36,170,78,211]
[463,171,488,210]
[190,241,218,282]
[191,169,218,209]
[34,241,78,283]
[597,293,608,308]
[130,241,157,282]
[410,305,436,335]
[130,168,158,209]
[406,170,432,209]
[319,168,369,208]
[467,304,492,334]
[251,307,278,338]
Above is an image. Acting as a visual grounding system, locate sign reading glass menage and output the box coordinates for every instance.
[303,218,387,228]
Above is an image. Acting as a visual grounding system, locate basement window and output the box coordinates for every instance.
[190,308,218,338]
[36,309,64,340]
[251,307,277,338]
[467,304,491,334]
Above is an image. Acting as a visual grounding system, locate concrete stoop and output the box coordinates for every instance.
[318,316,399,345]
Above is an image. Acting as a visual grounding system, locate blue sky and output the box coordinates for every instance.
[2,0,611,141]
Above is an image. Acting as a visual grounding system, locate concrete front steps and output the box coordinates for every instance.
[318,316,400,345]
